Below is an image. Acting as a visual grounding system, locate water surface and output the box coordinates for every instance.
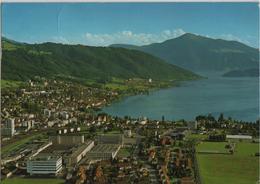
[103,72,259,122]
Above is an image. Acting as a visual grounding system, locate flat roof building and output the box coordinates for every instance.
[49,134,84,146]
[87,144,121,161]
[226,135,252,140]
[97,134,124,145]
[27,154,62,176]
[66,141,94,166]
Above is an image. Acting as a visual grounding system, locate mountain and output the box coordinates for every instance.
[110,33,259,72]
[1,37,200,82]
[222,68,259,77]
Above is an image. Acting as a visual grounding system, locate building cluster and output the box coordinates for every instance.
[2,78,258,184]
[1,78,120,139]
[2,128,126,179]
[67,120,199,184]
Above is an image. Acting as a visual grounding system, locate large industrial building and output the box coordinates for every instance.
[49,134,84,146]
[65,141,94,166]
[87,144,121,160]
[27,154,62,176]
[97,134,124,145]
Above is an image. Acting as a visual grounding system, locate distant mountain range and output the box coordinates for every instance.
[1,37,199,82]
[223,68,259,77]
[111,33,259,72]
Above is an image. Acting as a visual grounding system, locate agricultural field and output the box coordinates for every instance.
[196,141,259,184]
[1,80,23,89]
[2,177,65,184]
[104,77,173,93]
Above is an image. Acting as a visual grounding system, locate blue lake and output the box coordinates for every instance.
[103,72,259,122]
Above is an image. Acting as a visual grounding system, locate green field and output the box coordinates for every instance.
[1,80,23,88]
[186,133,208,141]
[2,134,42,156]
[2,177,65,184]
[197,142,259,184]
[197,141,228,153]
[117,147,132,158]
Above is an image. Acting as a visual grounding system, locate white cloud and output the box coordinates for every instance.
[82,30,255,48]
[51,36,70,44]
[216,34,251,45]
[83,29,186,46]
[46,30,256,48]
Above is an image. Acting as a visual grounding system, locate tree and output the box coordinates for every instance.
[228,116,233,122]
[89,126,96,133]
[207,113,215,122]
[218,113,224,122]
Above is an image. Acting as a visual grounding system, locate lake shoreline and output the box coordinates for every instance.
[102,73,259,122]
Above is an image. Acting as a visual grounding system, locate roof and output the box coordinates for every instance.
[70,141,94,158]
[30,154,61,161]
[226,135,252,139]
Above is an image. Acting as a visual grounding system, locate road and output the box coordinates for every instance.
[133,126,160,184]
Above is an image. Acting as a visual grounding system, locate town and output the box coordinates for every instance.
[1,78,259,184]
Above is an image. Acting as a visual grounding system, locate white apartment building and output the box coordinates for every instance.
[1,118,15,137]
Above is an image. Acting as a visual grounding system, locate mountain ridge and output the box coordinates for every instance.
[110,33,259,72]
[1,37,200,82]
[222,68,259,77]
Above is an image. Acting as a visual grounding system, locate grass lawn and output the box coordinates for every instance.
[117,147,132,158]
[197,142,259,184]
[2,177,65,184]
[186,133,208,141]
[105,83,129,90]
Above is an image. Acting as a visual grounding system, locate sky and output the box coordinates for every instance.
[2,3,259,47]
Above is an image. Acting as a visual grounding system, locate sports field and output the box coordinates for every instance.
[2,178,65,184]
[197,141,228,153]
[197,141,259,184]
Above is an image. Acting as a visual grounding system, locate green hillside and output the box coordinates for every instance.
[111,33,259,72]
[1,38,200,82]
